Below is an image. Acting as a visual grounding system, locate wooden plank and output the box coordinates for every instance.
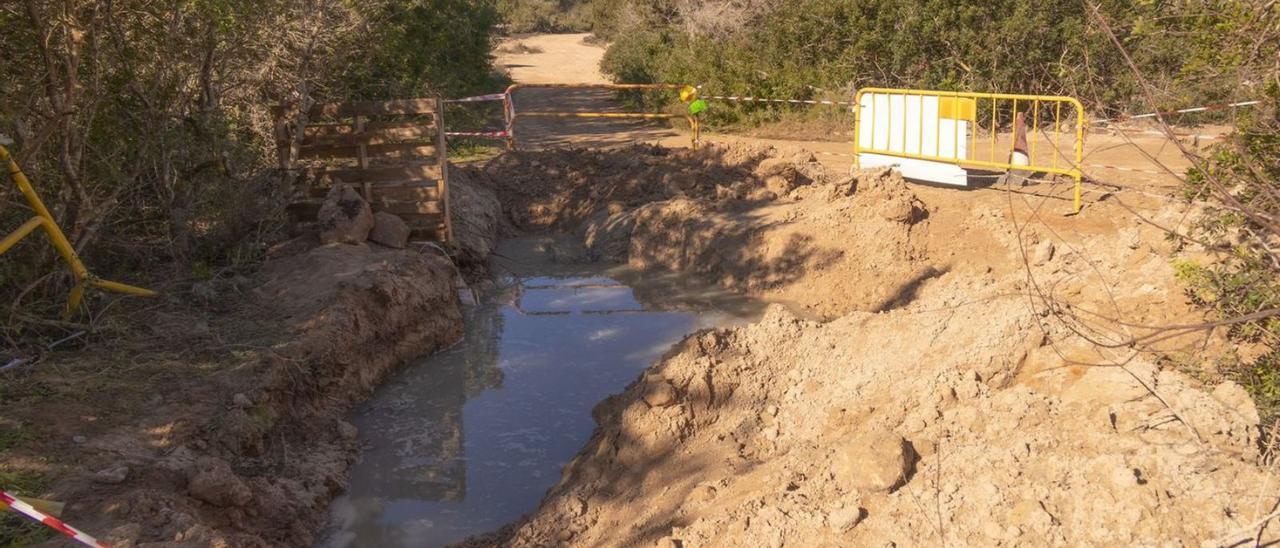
[299,143,440,161]
[321,164,443,183]
[436,97,454,243]
[368,185,442,201]
[371,200,445,216]
[300,128,438,148]
[308,99,441,118]
[307,182,441,199]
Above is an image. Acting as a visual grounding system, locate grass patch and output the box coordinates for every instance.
[0,471,52,547]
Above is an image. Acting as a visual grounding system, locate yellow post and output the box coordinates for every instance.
[0,144,157,318]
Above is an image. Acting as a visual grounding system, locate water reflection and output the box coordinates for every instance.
[322,274,745,547]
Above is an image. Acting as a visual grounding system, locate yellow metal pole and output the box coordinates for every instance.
[1073,100,1086,214]
[0,217,46,255]
[852,90,863,168]
[0,144,158,318]
[1,145,90,281]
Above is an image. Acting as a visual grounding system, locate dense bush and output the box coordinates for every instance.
[497,0,594,33]
[585,0,1270,120]
[0,0,502,336]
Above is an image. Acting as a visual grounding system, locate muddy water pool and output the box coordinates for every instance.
[320,237,760,547]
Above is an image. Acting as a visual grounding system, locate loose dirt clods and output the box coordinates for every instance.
[459,143,1278,547]
[4,139,1274,546]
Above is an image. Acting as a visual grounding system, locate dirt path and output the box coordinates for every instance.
[497,34,683,150]
[496,33,1203,211]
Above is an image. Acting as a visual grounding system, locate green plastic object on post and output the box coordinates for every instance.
[689,99,708,115]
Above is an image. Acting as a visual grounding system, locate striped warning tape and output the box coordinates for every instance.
[445,130,509,139]
[1105,128,1229,141]
[705,95,855,107]
[1125,100,1261,120]
[444,93,507,104]
[0,490,109,547]
[1085,163,1175,176]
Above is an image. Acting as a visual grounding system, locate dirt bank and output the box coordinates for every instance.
[460,143,1278,546]
[1,243,465,546]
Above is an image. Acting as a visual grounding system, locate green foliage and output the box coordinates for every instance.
[497,0,595,33]
[0,0,503,336]
[0,471,51,547]
[586,0,1271,121]
[1180,83,1280,424]
[350,0,507,98]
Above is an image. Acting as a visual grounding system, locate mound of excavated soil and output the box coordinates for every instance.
[459,143,1277,546]
[25,245,464,547]
[488,295,1274,546]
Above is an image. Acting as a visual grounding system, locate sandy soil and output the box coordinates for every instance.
[456,38,1279,546]
[463,142,1279,547]
[1,31,1269,548]
[496,33,1204,204]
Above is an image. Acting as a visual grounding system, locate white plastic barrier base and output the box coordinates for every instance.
[857,153,970,187]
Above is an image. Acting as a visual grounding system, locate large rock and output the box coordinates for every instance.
[369,211,411,249]
[579,206,638,262]
[832,429,913,493]
[318,184,374,245]
[187,456,252,507]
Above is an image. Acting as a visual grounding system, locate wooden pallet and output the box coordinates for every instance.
[275,98,452,242]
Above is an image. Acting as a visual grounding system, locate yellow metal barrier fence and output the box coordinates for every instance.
[503,83,700,150]
[853,88,1086,212]
[0,145,156,318]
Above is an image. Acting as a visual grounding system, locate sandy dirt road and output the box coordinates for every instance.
[495,33,1206,208]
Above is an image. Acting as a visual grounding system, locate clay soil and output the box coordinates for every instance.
[463,141,1280,547]
[1,243,467,546]
[0,31,1273,548]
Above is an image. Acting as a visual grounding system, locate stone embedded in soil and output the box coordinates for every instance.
[231,393,253,409]
[369,211,411,249]
[832,430,914,493]
[187,456,253,508]
[643,381,679,408]
[1033,239,1056,265]
[93,465,130,484]
[337,419,359,442]
[318,184,374,245]
[656,536,683,548]
[827,504,866,532]
[579,207,637,262]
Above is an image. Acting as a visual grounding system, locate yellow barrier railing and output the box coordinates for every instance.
[503,83,700,150]
[1,145,156,318]
[853,88,1086,213]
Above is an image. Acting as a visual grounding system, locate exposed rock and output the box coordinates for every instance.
[317,184,374,245]
[579,207,638,262]
[368,211,411,249]
[656,537,682,548]
[231,393,253,409]
[448,166,503,266]
[832,430,913,493]
[187,456,252,508]
[1033,239,1056,265]
[93,465,130,484]
[827,504,866,532]
[643,381,679,408]
[337,420,359,442]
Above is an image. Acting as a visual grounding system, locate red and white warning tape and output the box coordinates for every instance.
[0,490,109,548]
[1124,100,1261,120]
[445,130,509,139]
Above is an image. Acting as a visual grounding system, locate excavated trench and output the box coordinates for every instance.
[21,143,1272,548]
[319,236,762,547]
